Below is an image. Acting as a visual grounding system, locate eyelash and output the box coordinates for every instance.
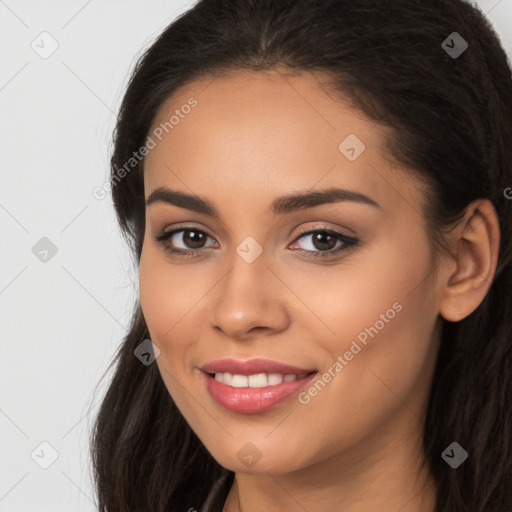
[153,225,358,260]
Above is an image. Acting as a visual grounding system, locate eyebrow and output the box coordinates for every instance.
[145,186,381,217]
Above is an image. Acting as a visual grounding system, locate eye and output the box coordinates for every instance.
[289,228,358,259]
[153,226,358,260]
[153,227,217,258]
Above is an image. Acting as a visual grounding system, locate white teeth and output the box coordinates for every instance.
[213,372,307,387]
[231,374,248,387]
[268,373,284,385]
[215,372,233,385]
[248,373,268,387]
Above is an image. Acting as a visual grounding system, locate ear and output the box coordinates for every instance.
[439,199,500,322]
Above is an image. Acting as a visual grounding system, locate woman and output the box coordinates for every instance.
[90,0,512,510]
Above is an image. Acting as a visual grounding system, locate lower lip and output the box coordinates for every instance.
[202,371,318,414]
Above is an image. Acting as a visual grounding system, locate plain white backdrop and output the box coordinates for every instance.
[1,1,511,510]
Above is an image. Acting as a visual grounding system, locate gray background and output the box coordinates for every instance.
[1,0,511,510]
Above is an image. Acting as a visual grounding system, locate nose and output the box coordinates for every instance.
[210,250,290,341]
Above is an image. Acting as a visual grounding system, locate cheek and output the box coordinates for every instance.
[138,248,195,400]
[286,227,435,350]
[139,249,206,421]
[139,246,206,349]
[294,234,438,442]
[139,255,173,342]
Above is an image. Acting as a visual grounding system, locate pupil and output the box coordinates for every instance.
[313,232,336,251]
[184,230,205,248]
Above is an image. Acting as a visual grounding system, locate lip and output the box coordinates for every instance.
[200,357,316,376]
[201,371,318,414]
[199,358,318,414]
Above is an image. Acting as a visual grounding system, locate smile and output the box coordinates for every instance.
[211,372,310,387]
[201,369,318,414]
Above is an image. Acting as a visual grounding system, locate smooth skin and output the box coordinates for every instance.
[138,68,500,512]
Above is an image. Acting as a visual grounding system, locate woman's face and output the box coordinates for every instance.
[139,69,444,474]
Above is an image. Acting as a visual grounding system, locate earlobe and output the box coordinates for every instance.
[439,199,500,322]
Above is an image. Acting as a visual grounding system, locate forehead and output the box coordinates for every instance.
[143,69,423,216]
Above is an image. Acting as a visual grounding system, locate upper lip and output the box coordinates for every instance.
[200,358,317,376]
